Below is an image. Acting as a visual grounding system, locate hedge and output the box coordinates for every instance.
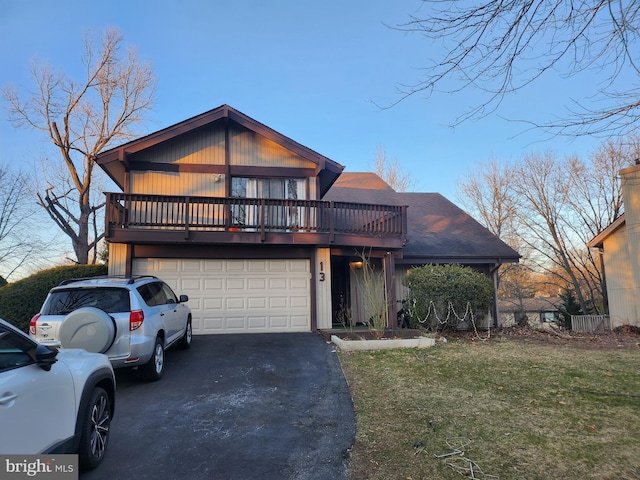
[0,264,108,332]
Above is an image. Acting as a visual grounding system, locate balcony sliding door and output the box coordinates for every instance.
[231,177,306,231]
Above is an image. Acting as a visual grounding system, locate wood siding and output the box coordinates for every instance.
[131,171,226,197]
[602,225,639,327]
[230,124,316,168]
[131,125,226,165]
[108,243,129,276]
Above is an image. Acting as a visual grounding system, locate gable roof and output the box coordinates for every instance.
[325,172,521,264]
[96,104,344,195]
[588,214,626,248]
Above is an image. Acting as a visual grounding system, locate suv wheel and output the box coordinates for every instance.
[141,336,164,381]
[178,317,192,349]
[78,387,111,470]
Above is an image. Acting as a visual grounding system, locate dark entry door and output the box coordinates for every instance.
[330,257,351,326]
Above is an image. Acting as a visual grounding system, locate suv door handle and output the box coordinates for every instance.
[0,392,18,406]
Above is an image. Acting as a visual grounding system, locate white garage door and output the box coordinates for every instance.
[133,258,311,334]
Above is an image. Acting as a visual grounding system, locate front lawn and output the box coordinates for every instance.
[339,336,640,480]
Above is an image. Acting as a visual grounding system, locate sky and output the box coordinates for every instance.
[0,0,627,276]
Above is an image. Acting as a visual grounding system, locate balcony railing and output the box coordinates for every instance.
[105,193,406,247]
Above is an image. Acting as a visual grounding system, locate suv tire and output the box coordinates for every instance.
[140,336,164,381]
[177,317,192,349]
[78,387,111,470]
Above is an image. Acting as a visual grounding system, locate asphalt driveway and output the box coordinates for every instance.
[81,333,355,480]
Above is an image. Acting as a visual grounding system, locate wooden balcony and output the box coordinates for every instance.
[105,193,407,249]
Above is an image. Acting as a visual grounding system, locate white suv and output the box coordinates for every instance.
[30,276,192,381]
[0,318,115,469]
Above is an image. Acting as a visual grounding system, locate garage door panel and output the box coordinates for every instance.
[291,296,309,308]
[226,317,246,329]
[226,297,246,309]
[204,278,223,290]
[248,278,267,290]
[291,315,309,327]
[226,260,246,272]
[248,317,267,328]
[182,278,201,290]
[133,258,311,334]
[270,316,288,328]
[269,297,287,309]
[204,260,224,272]
[248,260,268,272]
[226,278,246,290]
[204,298,222,310]
[203,317,223,332]
[289,260,309,272]
[248,297,267,309]
[269,278,287,290]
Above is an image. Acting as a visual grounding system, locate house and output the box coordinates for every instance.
[96,105,520,335]
[589,161,640,328]
[498,297,563,327]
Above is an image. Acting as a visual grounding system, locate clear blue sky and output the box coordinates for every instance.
[0,0,610,204]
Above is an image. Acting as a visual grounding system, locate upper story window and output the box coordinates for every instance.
[231,178,306,200]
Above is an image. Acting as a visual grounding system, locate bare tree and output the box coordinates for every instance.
[395,1,640,136]
[0,165,38,280]
[373,146,415,192]
[457,158,514,238]
[3,28,156,264]
[457,159,534,307]
[458,138,638,314]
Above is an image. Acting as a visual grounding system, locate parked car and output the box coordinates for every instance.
[30,276,192,381]
[0,318,115,469]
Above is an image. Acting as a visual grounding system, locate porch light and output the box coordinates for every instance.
[349,261,363,269]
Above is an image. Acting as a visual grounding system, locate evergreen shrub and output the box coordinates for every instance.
[0,264,108,332]
[405,264,493,330]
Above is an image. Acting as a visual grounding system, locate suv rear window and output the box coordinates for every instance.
[42,287,131,315]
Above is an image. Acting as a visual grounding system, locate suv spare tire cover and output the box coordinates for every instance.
[59,307,116,354]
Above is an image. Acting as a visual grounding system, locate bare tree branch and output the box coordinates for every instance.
[390,0,640,136]
[373,146,416,192]
[3,28,156,264]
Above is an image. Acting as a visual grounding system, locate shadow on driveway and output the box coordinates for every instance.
[81,333,355,480]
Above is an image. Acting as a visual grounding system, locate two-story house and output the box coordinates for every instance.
[96,105,520,335]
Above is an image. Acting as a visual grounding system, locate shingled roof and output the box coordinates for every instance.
[325,172,520,265]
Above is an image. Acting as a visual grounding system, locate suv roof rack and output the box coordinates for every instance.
[57,275,158,286]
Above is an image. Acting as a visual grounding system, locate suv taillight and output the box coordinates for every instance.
[29,313,41,335]
[130,310,144,331]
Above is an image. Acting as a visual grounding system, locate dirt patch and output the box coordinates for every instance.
[446,324,640,349]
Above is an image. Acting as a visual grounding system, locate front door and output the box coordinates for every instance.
[331,257,351,327]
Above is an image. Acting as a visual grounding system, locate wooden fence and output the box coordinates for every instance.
[571,315,611,333]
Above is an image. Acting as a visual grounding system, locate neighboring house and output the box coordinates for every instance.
[589,161,640,328]
[498,297,562,328]
[96,105,520,335]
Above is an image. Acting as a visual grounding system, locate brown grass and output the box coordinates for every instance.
[339,337,640,480]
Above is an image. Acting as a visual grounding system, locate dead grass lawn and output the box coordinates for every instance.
[339,337,640,480]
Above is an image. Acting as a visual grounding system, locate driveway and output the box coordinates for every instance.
[81,333,355,480]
